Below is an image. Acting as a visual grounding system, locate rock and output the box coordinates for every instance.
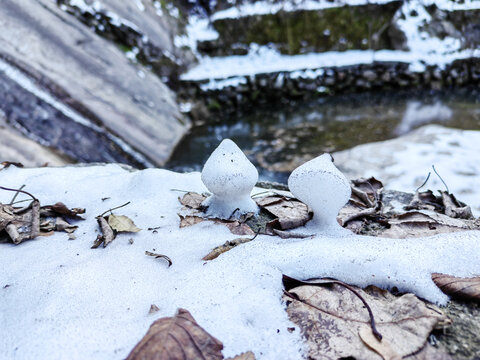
[0,0,189,167]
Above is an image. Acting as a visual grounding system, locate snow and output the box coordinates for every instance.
[288,154,351,228]
[0,164,479,360]
[179,0,480,88]
[334,125,480,216]
[201,139,259,218]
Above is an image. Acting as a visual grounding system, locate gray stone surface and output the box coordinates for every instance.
[0,0,189,166]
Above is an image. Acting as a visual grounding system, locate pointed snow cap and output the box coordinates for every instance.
[288,154,351,226]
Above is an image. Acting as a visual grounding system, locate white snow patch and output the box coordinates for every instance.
[0,165,479,360]
[334,125,480,216]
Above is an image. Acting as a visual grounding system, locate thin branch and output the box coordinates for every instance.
[228,207,240,219]
[283,277,383,341]
[9,184,26,205]
[0,186,37,202]
[415,172,431,193]
[432,165,449,193]
[100,201,131,217]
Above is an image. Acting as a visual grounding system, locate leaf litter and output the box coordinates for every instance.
[0,186,83,244]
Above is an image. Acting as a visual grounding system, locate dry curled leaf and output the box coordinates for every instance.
[145,251,172,267]
[283,281,450,360]
[202,237,253,261]
[179,192,207,210]
[4,200,40,244]
[41,202,85,219]
[225,351,256,360]
[126,308,223,360]
[1,161,24,169]
[92,216,115,248]
[382,210,477,238]
[432,273,480,302]
[255,195,312,230]
[108,214,141,233]
[179,215,204,228]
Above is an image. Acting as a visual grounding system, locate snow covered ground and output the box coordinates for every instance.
[179,0,480,88]
[334,124,480,216]
[1,164,479,359]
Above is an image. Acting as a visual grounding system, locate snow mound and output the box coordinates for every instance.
[289,154,351,228]
[201,139,259,218]
[0,165,479,360]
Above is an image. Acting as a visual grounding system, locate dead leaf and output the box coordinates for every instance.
[145,251,172,267]
[41,202,85,219]
[283,281,449,360]
[4,200,40,244]
[382,210,477,238]
[222,220,255,236]
[55,217,78,233]
[179,192,207,210]
[358,326,401,360]
[255,195,312,230]
[108,214,141,233]
[225,351,256,360]
[432,273,480,302]
[179,215,204,228]
[1,161,24,169]
[272,229,313,239]
[92,216,115,248]
[440,191,474,219]
[149,304,160,314]
[203,237,253,261]
[126,308,223,360]
[406,190,443,212]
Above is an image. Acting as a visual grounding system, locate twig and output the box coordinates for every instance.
[283,277,383,341]
[170,189,190,193]
[0,186,37,201]
[99,201,131,217]
[251,190,273,199]
[415,172,431,192]
[9,184,26,205]
[432,165,449,193]
[228,207,240,219]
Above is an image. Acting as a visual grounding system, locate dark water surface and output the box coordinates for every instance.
[167,89,480,182]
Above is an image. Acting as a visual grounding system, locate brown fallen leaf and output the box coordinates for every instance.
[126,308,223,360]
[222,220,255,236]
[358,326,401,360]
[92,216,115,248]
[255,195,312,230]
[108,214,141,233]
[179,215,204,228]
[432,273,480,302]
[41,202,86,219]
[225,351,256,360]
[1,161,24,169]
[179,192,207,210]
[202,237,254,261]
[149,304,160,314]
[55,217,78,233]
[4,200,40,244]
[283,281,450,360]
[145,251,173,267]
[440,191,474,219]
[381,211,477,238]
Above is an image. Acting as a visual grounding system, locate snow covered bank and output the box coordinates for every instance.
[334,125,480,216]
[1,164,479,359]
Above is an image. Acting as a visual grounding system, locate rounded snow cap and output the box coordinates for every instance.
[201,139,259,218]
[288,154,351,227]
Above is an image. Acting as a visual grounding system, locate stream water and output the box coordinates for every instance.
[167,89,480,183]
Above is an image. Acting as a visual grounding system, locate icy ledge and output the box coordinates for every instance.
[0,164,479,360]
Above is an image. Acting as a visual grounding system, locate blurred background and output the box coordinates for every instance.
[1,0,479,212]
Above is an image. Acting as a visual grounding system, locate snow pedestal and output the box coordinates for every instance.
[288,154,351,230]
[201,139,259,219]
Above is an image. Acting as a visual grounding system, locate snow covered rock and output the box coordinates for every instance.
[201,139,258,218]
[288,153,351,229]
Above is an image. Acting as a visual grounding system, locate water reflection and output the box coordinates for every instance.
[168,89,480,182]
